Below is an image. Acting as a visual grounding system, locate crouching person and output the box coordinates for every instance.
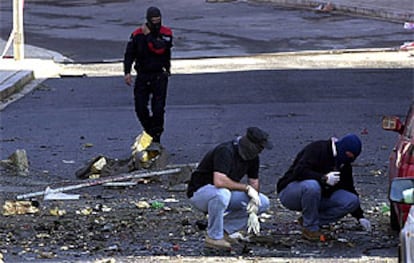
[276,134,372,241]
[187,127,272,250]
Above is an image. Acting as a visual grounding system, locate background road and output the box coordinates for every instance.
[1,0,413,61]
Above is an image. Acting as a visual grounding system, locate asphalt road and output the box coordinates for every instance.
[1,0,413,61]
[1,68,412,192]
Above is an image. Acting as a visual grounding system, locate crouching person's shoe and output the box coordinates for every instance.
[302,228,326,242]
[205,235,232,250]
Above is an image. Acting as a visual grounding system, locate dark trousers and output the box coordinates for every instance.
[133,72,168,142]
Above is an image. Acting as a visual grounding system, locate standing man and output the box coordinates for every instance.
[187,127,273,250]
[276,134,372,241]
[124,6,173,146]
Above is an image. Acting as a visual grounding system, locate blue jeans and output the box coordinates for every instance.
[190,184,270,239]
[278,180,360,231]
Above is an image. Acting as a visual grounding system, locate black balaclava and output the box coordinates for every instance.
[146,6,162,35]
[238,136,263,161]
[237,127,272,161]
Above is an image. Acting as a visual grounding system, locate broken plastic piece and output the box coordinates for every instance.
[91,156,107,173]
[131,131,153,155]
[44,187,80,200]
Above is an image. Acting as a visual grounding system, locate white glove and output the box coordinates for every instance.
[325,171,340,186]
[359,218,372,232]
[246,199,259,214]
[246,185,261,206]
[247,212,260,235]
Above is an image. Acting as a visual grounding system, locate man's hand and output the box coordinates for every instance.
[324,171,340,186]
[124,74,133,86]
[359,218,372,231]
[247,212,260,235]
[246,185,261,206]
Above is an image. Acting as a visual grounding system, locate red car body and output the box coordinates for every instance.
[383,103,414,230]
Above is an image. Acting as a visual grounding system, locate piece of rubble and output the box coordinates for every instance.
[91,156,107,173]
[8,149,29,176]
[315,2,334,12]
[135,201,150,209]
[2,200,39,215]
[49,207,67,216]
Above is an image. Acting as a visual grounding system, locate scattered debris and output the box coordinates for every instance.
[49,207,67,216]
[2,200,39,215]
[16,167,181,200]
[62,160,75,164]
[135,201,151,209]
[91,156,107,173]
[404,22,414,30]
[1,149,30,176]
[151,201,165,209]
[315,2,334,12]
[103,181,137,188]
[400,41,414,51]
[369,169,382,176]
[380,202,391,215]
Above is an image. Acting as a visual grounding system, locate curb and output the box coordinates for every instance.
[0,70,34,101]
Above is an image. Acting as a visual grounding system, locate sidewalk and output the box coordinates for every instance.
[255,0,413,23]
[1,0,413,107]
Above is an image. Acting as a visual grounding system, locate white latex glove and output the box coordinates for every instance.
[246,185,261,206]
[246,199,259,214]
[247,212,260,235]
[359,218,372,232]
[325,171,340,186]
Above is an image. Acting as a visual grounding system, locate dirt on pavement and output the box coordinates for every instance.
[0,152,399,262]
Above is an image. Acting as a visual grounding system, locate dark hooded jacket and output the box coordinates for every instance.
[276,139,364,219]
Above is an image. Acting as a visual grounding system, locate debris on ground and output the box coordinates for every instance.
[2,200,39,215]
[315,2,334,12]
[16,167,182,200]
[400,41,414,51]
[404,22,414,30]
[0,149,29,176]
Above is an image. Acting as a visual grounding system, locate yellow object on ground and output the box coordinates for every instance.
[131,131,153,155]
[2,200,39,215]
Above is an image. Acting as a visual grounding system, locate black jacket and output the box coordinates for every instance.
[124,25,173,74]
[276,139,364,219]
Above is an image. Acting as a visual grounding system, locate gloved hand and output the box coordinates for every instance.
[246,199,259,214]
[247,212,260,235]
[359,218,372,232]
[324,171,340,186]
[246,185,261,206]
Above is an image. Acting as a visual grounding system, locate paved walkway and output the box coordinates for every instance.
[0,0,413,106]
